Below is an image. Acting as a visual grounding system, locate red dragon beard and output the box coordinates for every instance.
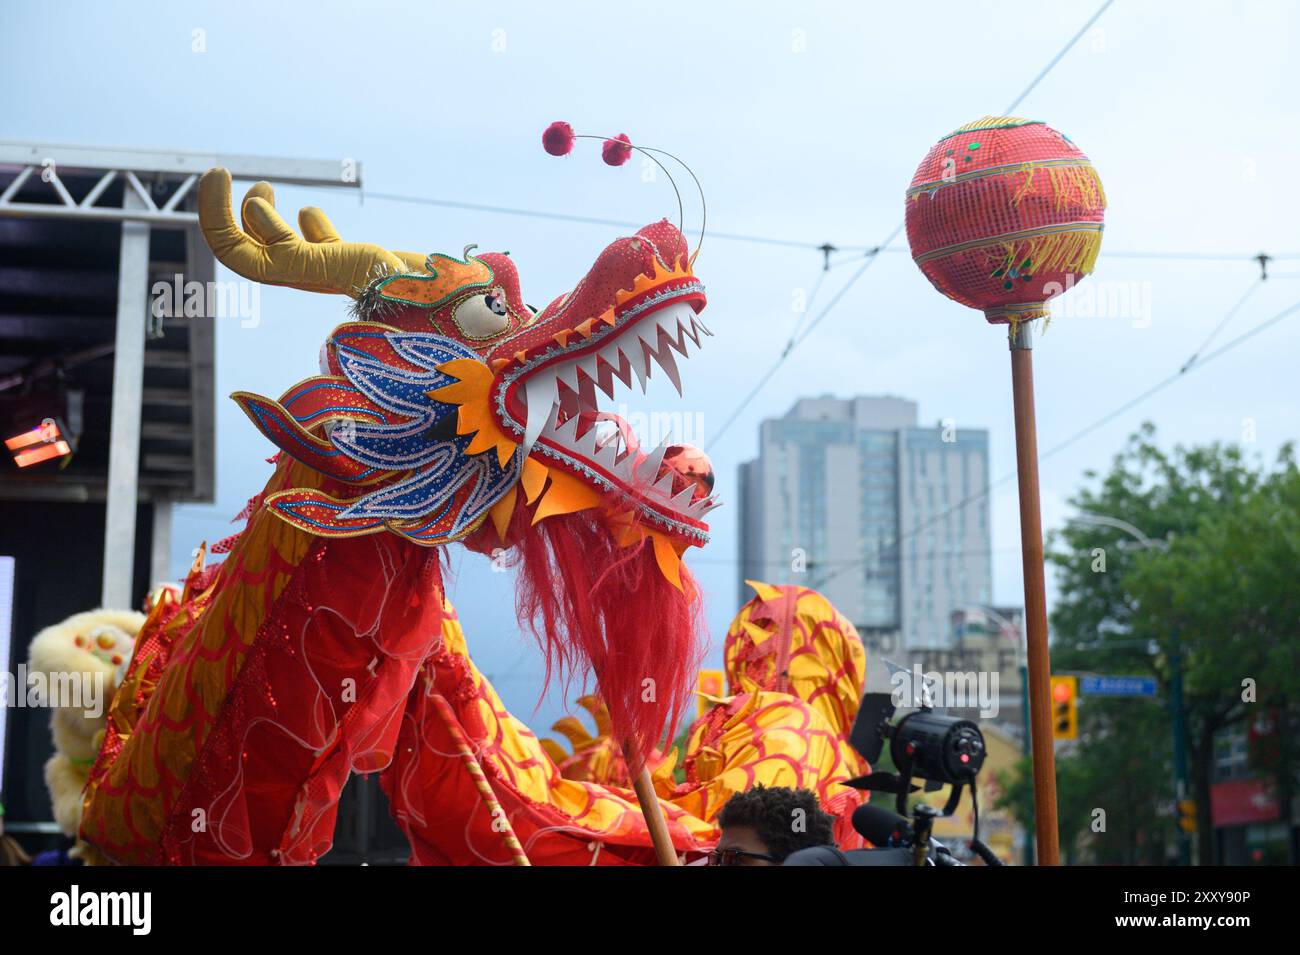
[508,508,704,768]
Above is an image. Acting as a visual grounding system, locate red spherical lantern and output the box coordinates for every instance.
[905,116,1106,325]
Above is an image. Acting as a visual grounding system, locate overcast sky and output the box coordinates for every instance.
[5,0,1298,736]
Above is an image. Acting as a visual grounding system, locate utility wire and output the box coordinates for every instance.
[362,2,1298,282]
[1003,0,1115,115]
[796,0,1117,352]
[792,227,903,352]
[707,248,883,446]
[1178,278,1259,373]
[707,0,1117,449]
[1092,250,1299,262]
[363,187,1294,263]
[363,191,843,251]
[807,296,1300,589]
[785,265,830,346]
[1041,296,1300,460]
[868,247,1300,262]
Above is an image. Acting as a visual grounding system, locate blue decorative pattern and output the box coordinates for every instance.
[325,330,522,540]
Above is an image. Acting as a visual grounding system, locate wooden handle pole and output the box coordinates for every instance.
[1009,322,1061,866]
[626,746,680,866]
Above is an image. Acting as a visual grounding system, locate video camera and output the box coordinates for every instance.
[784,690,1002,866]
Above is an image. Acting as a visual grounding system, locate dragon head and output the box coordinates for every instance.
[198,169,716,752]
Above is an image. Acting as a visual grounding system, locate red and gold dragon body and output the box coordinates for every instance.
[78,170,869,865]
[80,169,718,865]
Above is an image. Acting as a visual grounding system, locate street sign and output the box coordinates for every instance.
[1079,675,1157,698]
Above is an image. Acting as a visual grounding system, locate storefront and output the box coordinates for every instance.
[1211,777,1292,865]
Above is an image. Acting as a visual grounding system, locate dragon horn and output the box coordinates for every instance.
[198,167,407,299]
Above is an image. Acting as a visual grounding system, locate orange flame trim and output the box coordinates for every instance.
[426,358,519,469]
[483,452,688,591]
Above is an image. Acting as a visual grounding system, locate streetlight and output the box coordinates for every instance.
[1070,513,1168,552]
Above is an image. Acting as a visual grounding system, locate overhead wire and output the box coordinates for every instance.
[807,295,1300,588]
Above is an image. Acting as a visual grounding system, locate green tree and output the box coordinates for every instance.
[1127,452,1300,863]
[995,752,1096,863]
[1007,423,1295,863]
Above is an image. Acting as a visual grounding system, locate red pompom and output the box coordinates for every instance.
[601,133,633,167]
[542,121,575,157]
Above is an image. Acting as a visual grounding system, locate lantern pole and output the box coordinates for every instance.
[1008,319,1061,866]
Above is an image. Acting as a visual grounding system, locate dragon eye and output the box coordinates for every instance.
[453,288,511,339]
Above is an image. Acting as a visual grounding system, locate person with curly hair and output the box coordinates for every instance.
[711,785,837,866]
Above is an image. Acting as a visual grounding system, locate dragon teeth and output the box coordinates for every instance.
[513,298,714,523]
[651,342,683,396]
[666,316,692,357]
[522,373,558,452]
[613,447,639,480]
[631,343,651,392]
[552,407,580,444]
[553,359,581,395]
[577,368,598,410]
[591,431,621,468]
[570,420,600,459]
[656,309,683,345]
[650,469,677,499]
[593,346,618,398]
[635,438,670,484]
[595,424,619,449]
[576,353,600,384]
[686,494,722,518]
[601,344,633,385]
[635,315,661,354]
[670,482,697,509]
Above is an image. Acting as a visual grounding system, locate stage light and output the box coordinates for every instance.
[5,418,73,468]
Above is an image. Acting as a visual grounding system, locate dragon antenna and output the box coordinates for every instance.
[638,145,708,268]
[542,121,707,265]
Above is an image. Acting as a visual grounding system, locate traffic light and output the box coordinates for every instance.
[697,669,725,717]
[1178,799,1197,834]
[1051,675,1078,740]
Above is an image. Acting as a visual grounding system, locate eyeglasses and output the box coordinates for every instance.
[707,847,779,866]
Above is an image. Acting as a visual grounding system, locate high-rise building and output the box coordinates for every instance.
[738,395,992,651]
